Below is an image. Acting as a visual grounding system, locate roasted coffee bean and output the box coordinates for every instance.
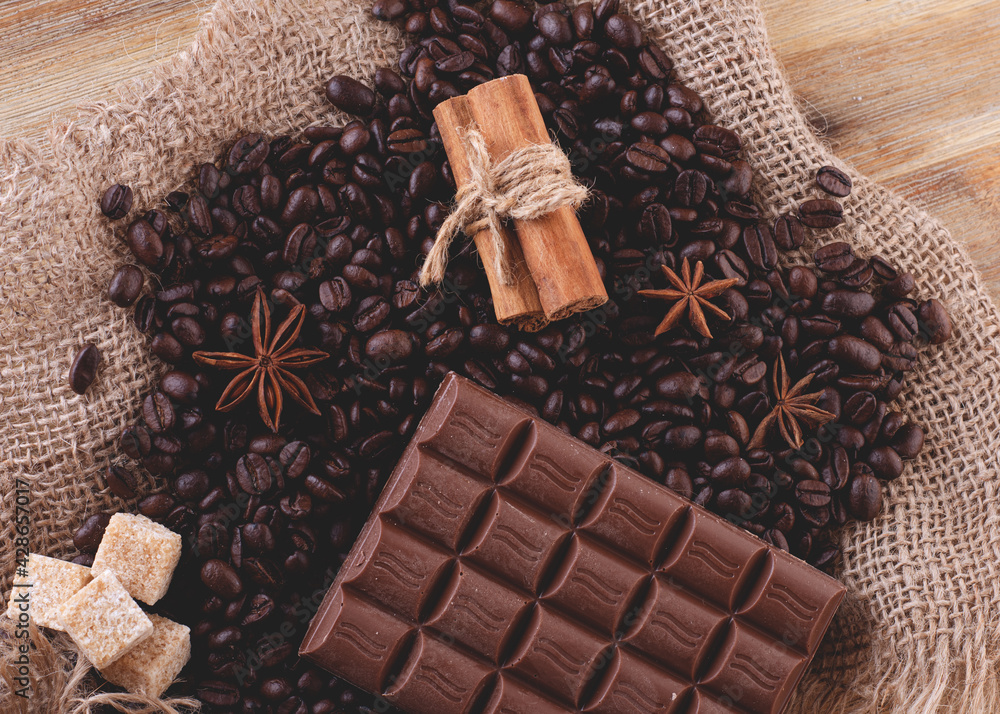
[799,199,844,228]
[795,480,831,508]
[120,426,152,460]
[279,441,312,479]
[827,335,881,373]
[848,470,882,520]
[918,298,952,344]
[887,304,919,342]
[366,329,415,363]
[172,316,206,347]
[236,453,275,495]
[74,513,111,554]
[840,258,874,289]
[326,75,377,115]
[821,290,876,319]
[201,559,243,599]
[675,170,707,207]
[126,219,164,267]
[108,265,144,307]
[69,344,102,394]
[773,214,805,250]
[160,370,200,404]
[816,166,853,197]
[604,13,642,49]
[187,195,214,237]
[228,134,270,174]
[741,224,777,272]
[100,183,133,219]
[710,457,750,486]
[143,392,175,433]
[150,333,184,363]
[693,125,740,158]
[625,142,671,173]
[885,272,915,299]
[867,446,904,480]
[813,242,854,273]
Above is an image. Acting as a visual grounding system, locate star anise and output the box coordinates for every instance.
[639,258,740,338]
[193,290,328,432]
[749,355,836,450]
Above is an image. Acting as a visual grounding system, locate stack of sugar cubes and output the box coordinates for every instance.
[5,513,190,698]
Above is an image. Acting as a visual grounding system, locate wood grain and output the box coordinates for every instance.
[2,0,999,299]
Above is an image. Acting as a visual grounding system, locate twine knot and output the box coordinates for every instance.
[419,127,589,287]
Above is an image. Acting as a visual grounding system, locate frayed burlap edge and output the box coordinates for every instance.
[3,0,1000,712]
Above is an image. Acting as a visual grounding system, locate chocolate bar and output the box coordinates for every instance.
[300,373,845,714]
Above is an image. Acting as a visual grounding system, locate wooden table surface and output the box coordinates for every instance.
[3,0,999,301]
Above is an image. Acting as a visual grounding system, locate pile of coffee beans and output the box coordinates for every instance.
[78,0,951,709]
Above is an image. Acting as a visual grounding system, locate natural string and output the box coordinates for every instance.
[419,126,589,287]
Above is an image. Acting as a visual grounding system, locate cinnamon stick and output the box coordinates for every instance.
[433,96,547,331]
[465,75,607,320]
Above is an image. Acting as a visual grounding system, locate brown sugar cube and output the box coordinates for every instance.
[92,513,182,605]
[57,570,153,669]
[100,613,191,698]
[5,554,93,631]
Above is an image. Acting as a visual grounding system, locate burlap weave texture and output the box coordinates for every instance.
[2,0,998,712]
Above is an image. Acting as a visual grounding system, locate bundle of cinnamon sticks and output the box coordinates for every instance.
[433,75,608,331]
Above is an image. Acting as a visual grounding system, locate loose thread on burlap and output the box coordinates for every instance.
[419,126,589,288]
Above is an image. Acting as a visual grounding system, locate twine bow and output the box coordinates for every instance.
[419,127,589,287]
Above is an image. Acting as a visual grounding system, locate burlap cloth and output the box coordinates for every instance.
[2,0,998,711]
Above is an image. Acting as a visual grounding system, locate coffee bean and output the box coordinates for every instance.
[821,290,876,319]
[867,446,903,480]
[143,392,175,433]
[741,224,777,272]
[280,441,312,479]
[139,493,176,519]
[816,166,853,197]
[108,265,144,307]
[711,457,750,487]
[469,324,510,353]
[887,304,919,341]
[326,75,376,115]
[228,134,270,174]
[773,214,805,250]
[813,242,854,273]
[160,370,200,404]
[828,335,881,372]
[693,125,740,158]
[799,199,844,228]
[237,454,275,495]
[201,559,244,599]
[848,471,882,520]
[126,219,164,267]
[120,426,152,460]
[74,513,111,554]
[885,272,915,299]
[172,316,206,347]
[366,329,415,363]
[625,142,671,173]
[675,170,707,207]
[604,13,641,49]
[101,184,133,219]
[795,480,831,508]
[918,299,951,344]
[69,344,102,394]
